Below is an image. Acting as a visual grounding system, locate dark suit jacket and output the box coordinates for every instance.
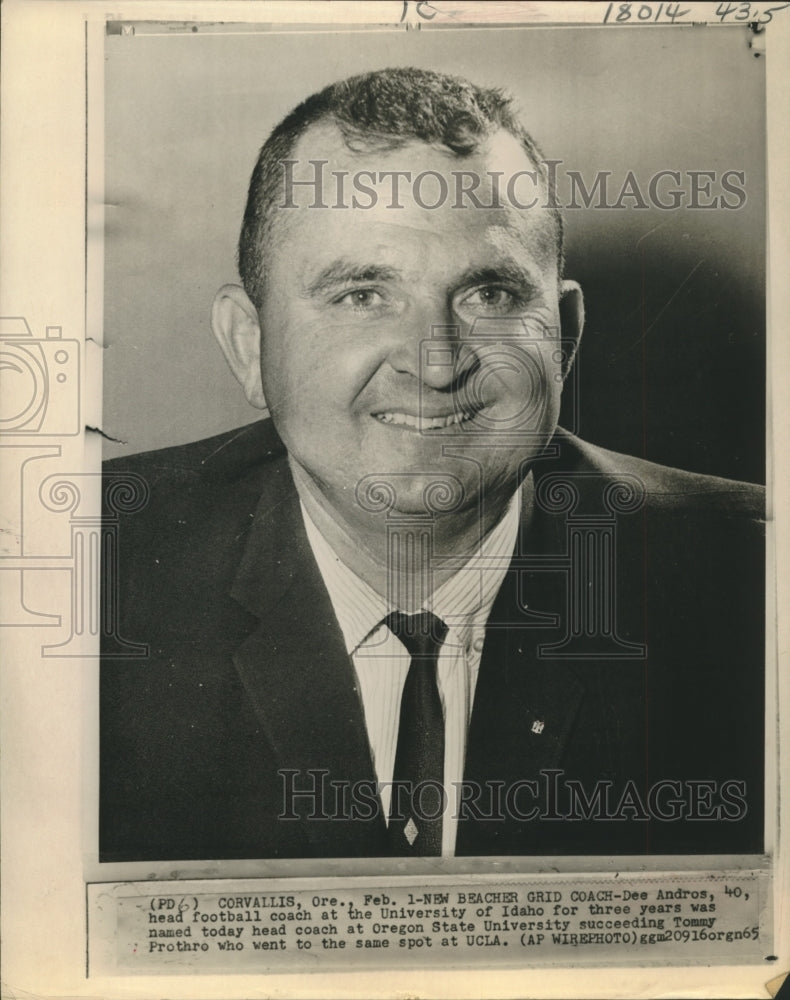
[100,420,765,861]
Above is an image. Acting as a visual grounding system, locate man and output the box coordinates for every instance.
[100,68,764,861]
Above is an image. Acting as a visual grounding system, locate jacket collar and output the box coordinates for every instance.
[230,458,387,854]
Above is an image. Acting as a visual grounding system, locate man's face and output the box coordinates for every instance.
[250,125,581,527]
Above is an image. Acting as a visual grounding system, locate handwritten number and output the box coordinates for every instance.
[596,0,789,25]
[760,2,790,23]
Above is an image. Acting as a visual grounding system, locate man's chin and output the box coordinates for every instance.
[352,467,475,520]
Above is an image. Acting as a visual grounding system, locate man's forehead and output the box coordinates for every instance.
[271,121,558,273]
[288,120,532,174]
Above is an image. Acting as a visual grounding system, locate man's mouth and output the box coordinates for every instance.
[373,408,480,431]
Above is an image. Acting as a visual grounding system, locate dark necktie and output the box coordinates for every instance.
[384,611,448,856]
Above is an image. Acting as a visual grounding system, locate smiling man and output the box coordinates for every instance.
[100,68,765,862]
[212,115,580,608]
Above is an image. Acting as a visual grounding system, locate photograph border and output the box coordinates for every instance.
[1,2,788,997]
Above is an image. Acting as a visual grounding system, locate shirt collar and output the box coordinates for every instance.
[301,487,522,656]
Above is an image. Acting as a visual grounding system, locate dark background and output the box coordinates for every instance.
[103,23,765,484]
[559,174,765,484]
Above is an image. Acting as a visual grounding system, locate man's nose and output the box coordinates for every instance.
[387,302,472,390]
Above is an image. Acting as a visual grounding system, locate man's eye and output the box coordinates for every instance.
[333,288,384,310]
[460,286,522,314]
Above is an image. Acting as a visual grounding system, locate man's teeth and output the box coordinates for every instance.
[375,410,476,429]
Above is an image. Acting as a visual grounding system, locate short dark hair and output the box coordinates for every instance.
[238,66,563,308]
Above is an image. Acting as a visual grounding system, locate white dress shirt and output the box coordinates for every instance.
[300,490,520,856]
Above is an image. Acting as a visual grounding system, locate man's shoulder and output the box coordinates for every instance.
[101,419,291,569]
[101,420,294,629]
[103,418,287,488]
[551,428,765,525]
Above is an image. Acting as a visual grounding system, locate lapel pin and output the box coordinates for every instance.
[531,720,545,735]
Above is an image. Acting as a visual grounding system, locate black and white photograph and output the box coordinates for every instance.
[100,17,766,862]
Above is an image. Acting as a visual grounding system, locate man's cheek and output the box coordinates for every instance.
[484,358,553,432]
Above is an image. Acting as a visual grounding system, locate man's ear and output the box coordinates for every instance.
[211,284,267,409]
[558,279,584,378]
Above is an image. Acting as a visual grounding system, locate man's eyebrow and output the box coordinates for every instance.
[455,262,540,293]
[302,260,402,297]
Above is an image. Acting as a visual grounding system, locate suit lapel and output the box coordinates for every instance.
[458,480,586,855]
[229,460,387,855]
